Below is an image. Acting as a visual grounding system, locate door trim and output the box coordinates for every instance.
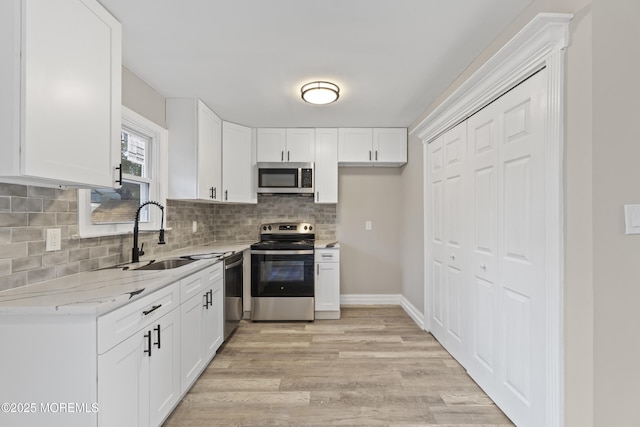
[412,13,572,427]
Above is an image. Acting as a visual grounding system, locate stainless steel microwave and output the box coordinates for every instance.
[257,162,314,194]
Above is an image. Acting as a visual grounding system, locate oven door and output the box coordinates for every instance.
[251,250,314,297]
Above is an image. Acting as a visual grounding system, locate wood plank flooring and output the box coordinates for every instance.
[163,306,514,427]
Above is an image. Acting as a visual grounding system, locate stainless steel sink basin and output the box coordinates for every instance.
[134,258,197,270]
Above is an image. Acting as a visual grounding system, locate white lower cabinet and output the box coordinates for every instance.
[180,263,224,393]
[315,248,340,319]
[97,283,181,427]
[98,307,180,427]
[0,262,226,427]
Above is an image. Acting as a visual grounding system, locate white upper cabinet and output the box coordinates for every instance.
[257,128,315,162]
[167,99,222,201]
[338,128,407,166]
[314,128,338,204]
[222,122,257,203]
[373,128,408,165]
[285,128,315,162]
[0,0,122,188]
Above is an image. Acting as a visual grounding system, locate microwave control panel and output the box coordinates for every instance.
[301,168,313,188]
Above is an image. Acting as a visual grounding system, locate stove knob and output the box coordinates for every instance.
[309,226,313,230]
[304,225,308,230]
[268,225,272,231]
[263,226,267,231]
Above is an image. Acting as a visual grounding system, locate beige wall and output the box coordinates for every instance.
[407,0,596,425]
[400,135,424,311]
[336,167,403,295]
[592,0,640,425]
[122,66,166,127]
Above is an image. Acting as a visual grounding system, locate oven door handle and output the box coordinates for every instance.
[250,250,314,255]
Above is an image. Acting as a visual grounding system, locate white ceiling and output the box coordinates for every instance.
[99,0,533,128]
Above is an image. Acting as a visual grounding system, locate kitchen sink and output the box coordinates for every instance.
[134,258,197,270]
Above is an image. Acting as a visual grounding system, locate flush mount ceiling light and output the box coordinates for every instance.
[301,81,340,105]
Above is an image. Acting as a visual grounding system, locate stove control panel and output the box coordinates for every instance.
[260,222,314,234]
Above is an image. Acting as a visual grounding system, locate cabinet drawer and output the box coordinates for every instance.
[315,249,339,263]
[202,262,224,287]
[98,283,179,354]
[180,262,223,301]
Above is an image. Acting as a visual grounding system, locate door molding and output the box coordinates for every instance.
[412,13,572,427]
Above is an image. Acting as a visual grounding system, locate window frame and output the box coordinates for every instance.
[78,106,168,238]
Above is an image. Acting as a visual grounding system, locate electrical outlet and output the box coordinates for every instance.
[192,221,198,233]
[365,220,372,231]
[46,228,62,251]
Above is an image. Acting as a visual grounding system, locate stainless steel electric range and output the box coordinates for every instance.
[250,222,315,321]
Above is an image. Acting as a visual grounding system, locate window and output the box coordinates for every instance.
[78,106,168,237]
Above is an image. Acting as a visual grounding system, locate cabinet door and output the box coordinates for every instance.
[338,128,373,163]
[256,128,286,162]
[18,0,121,188]
[314,128,338,203]
[373,128,407,165]
[315,250,340,313]
[204,280,224,360]
[285,128,315,162]
[98,330,149,427]
[180,291,207,394]
[315,261,340,312]
[149,308,181,427]
[222,121,256,203]
[197,101,222,200]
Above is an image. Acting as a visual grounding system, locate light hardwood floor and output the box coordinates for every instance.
[164,306,514,426]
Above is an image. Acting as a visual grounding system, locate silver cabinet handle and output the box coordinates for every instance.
[281,151,284,161]
[287,151,290,161]
[375,150,378,161]
[213,187,217,199]
[316,264,319,275]
[225,190,228,201]
[316,191,319,202]
[369,150,372,161]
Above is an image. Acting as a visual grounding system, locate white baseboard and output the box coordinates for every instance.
[340,294,402,305]
[340,294,425,330]
[399,295,425,330]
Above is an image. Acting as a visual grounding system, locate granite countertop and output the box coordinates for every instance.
[0,242,253,316]
[315,240,340,249]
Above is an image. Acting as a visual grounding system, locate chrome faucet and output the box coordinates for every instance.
[132,201,166,263]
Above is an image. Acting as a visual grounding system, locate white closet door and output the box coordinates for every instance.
[427,135,446,342]
[427,121,467,364]
[467,70,547,427]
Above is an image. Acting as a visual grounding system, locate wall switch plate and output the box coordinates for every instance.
[192,221,198,233]
[46,228,62,251]
[365,220,372,231]
[624,205,640,234]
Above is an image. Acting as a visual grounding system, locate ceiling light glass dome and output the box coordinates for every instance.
[301,81,340,105]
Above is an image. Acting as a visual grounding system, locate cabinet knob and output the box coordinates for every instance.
[480,263,487,270]
[450,255,455,261]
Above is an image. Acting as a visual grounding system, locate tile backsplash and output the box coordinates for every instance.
[0,184,336,291]
[213,195,337,241]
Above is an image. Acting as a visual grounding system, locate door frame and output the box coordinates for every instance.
[411,13,572,427]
